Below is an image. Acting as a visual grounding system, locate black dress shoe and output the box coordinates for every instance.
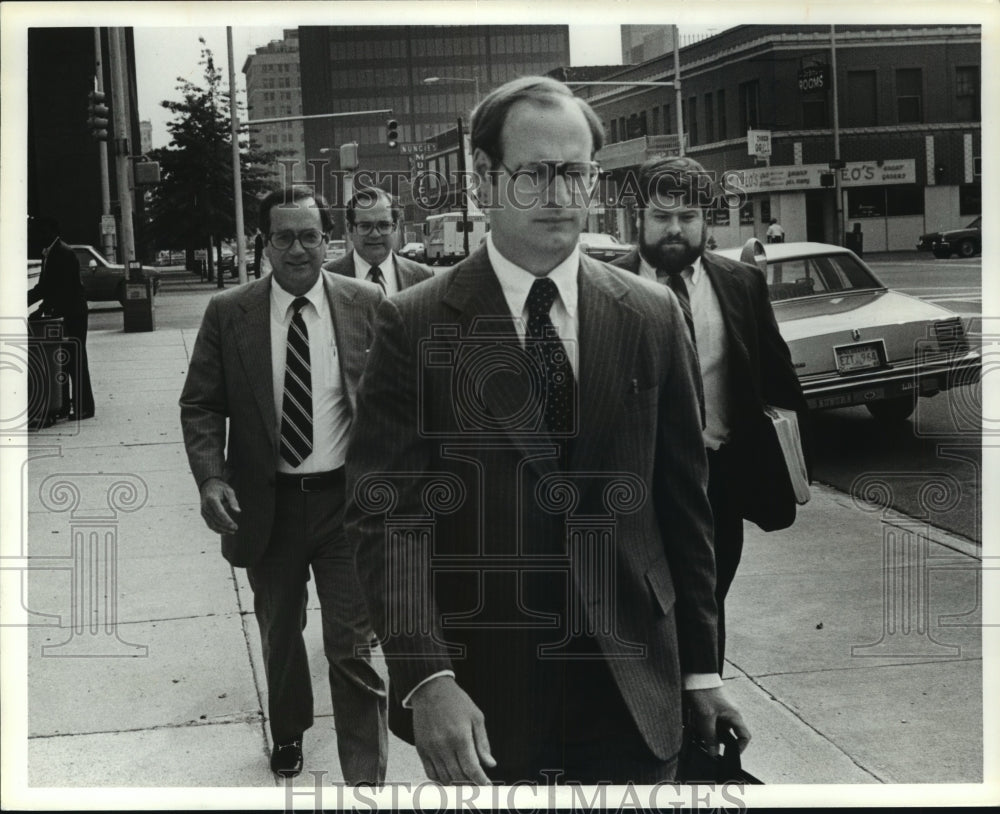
[270,739,303,778]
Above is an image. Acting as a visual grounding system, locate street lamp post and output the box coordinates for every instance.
[423,74,481,258]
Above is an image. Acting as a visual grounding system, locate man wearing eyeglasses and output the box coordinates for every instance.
[346,76,749,784]
[323,187,432,294]
[180,186,388,783]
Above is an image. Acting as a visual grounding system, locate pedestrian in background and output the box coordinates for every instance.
[766,217,785,243]
[28,215,95,421]
[346,76,748,785]
[614,156,807,671]
[323,187,432,293]
[180,187,388,782]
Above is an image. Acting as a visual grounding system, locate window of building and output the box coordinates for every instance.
[619,117,626,140]
[885,186,924,216]
[737,80,759,131]
[955,66,980,121]
[687,96,697,145]
[846,70,877,127]
[717,90,726,140]
[610,119,618,143]
[896,68,922,123]
[663,104,672,134]
[704,92,714,143]
[959,183,981,216]
[802,96,828,128]
[651,106,660,135]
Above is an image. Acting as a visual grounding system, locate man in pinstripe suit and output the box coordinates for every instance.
[346,77,749,784]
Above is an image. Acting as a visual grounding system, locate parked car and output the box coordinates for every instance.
[578,232,632,263]
[916,216,981,258]
[715,239,981,422]
[69,245,160,304]
[399,242,426,262]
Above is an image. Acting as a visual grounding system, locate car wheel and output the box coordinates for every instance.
[866,395,916,422]
[957,239,977,258]
[932,248,951,259]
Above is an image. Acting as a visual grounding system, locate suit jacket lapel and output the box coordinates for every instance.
[442,248,560,479]
[324,271,367,417]
[233,277,277,448]
[570,256,642,475]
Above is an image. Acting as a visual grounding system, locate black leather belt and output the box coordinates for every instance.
[275,467,345,492]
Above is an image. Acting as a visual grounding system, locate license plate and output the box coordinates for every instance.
[833,340,886,373]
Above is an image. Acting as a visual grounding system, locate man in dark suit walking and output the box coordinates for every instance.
[346,77,749,785]
[180,186,388,783]
[613,156,807,670]
[323,187,432,293]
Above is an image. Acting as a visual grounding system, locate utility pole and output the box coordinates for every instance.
[831,25,843,246]
[673,25,685,156]
[108,28,135,267]
[456,116,470,258]
[227,27,247,285]
[93,28,114,262]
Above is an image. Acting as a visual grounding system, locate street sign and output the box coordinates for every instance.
[398,142,436,155]
[747,129,772,157]
[101,215,116,236]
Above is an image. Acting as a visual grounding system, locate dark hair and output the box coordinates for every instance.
[635,155,716,210]
[259,186,334,235]
[346,187,400,226]
[470,75,604,168]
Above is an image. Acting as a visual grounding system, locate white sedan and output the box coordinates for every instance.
[716,240,981,421]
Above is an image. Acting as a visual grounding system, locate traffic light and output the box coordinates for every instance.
[86,90,110,141]
[386,119,399,149]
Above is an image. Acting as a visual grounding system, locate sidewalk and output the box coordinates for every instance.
[20,279,984,790]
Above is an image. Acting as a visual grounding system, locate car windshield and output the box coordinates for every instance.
[967,216,981,229]
[764,252,882,301]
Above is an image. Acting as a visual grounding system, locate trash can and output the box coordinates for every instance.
[123,277,155,332]
[845,222,863,257]
[27,315,65,428]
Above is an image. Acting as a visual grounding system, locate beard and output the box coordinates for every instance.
[639,223,707,274]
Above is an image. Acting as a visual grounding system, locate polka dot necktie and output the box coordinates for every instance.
[279,297,313,466]
[525,277,575,435]
[661,266,696,347]
[367,264,386,293]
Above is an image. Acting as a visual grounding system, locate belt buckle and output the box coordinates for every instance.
[300,475,323,492]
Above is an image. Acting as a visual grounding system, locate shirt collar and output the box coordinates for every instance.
[639,252,704,285]
[271,273,326,320]
[352,250,395,278]
[486,233,579,319]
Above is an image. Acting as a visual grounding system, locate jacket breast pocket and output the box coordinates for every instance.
[645,560,676,616]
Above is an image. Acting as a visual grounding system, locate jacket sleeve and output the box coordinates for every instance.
[179,296,229,489]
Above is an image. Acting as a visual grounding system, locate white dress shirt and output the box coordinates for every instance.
[352,251,399,296]
[639,254,733,451]
[270,276,351,473]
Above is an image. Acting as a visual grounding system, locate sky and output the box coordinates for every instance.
[134,24,722,150]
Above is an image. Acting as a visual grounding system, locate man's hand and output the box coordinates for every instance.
[199,477,241,535]
[684,685,751,756]
[410,676,496,784]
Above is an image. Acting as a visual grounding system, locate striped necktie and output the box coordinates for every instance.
[279,297,313,467]
[367,264,386,293]
[662,266,696,347]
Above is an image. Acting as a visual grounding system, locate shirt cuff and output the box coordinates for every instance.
[683,672,724,691]
[401,670,456,709]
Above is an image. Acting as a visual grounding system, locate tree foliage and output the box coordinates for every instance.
[145,40,285,260]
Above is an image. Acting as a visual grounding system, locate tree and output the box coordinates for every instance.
[145,40,285,276]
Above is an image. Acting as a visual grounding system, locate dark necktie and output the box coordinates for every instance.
[367,264,386,293]
[525,277,576,435]
[662,266,696,347]
[279,297,313,467]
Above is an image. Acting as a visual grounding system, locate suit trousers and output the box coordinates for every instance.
[706,444,744,671]
[61,312,94,417]
[246,477,388,784]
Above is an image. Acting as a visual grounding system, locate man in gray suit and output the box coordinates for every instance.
[180,186,387,783]
[323,187,433,293]
[345,77,749,785]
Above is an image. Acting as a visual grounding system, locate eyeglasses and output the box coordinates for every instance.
[352,221,396,236]
[499,160,602,191]
[267,229,325,250]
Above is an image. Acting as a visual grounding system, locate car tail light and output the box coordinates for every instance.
[934,317,969,355]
